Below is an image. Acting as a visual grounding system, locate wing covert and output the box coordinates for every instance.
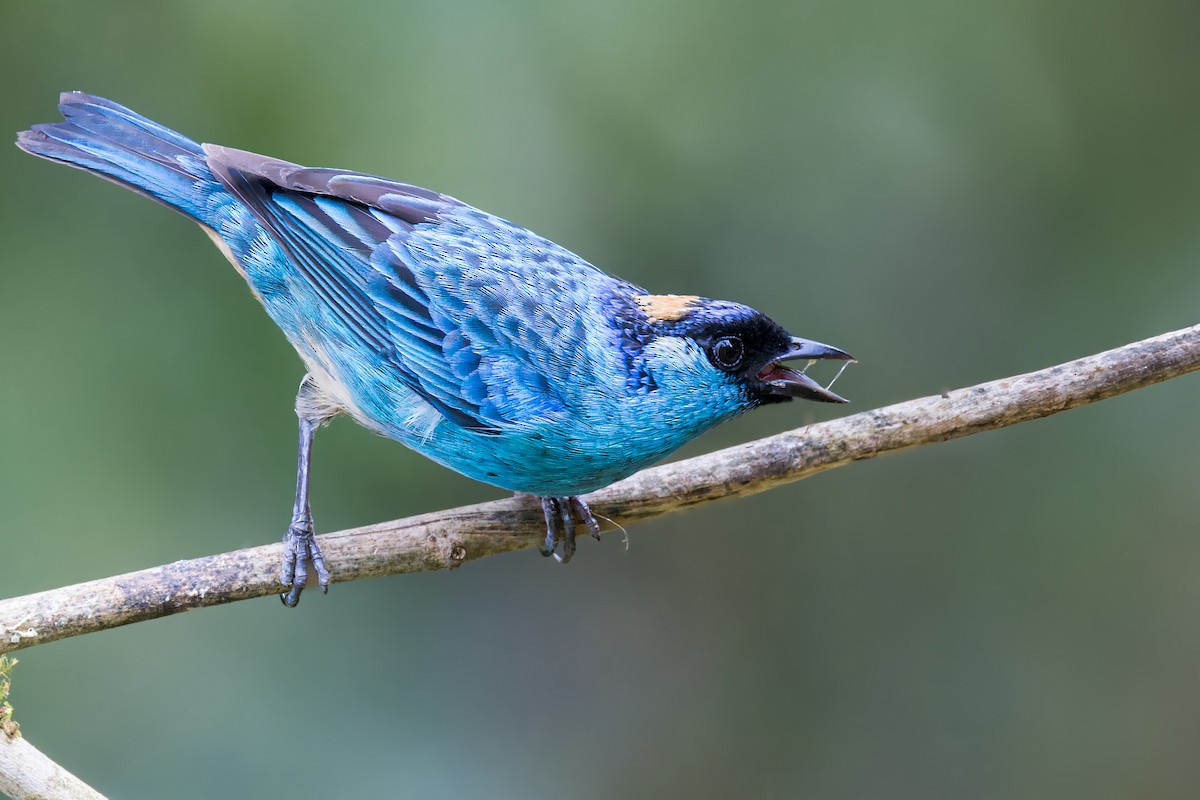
[203,145,591,432]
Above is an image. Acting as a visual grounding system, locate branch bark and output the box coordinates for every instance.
[2,324,1199,657]
[0,734,107,800]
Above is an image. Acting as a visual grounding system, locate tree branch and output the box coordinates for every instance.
[0,658,107,800]
[2,324,1199,656]
[0,734,107,800]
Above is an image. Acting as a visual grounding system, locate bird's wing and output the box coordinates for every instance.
[204,145,597,431]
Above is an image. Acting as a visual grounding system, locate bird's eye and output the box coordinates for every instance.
[708,336,745,371]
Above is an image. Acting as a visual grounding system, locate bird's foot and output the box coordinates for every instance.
[539,496,602,564]
[280,514,330,607]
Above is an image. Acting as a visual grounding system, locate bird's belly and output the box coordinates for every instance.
[353,401,685,497]
[414,431,674,497]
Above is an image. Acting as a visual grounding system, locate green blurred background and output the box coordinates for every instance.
[3,1,1200,797]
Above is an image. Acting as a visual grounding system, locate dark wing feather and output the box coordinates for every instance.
[205,145,451,223]
[204,143,504,431]
[201,143,580,431]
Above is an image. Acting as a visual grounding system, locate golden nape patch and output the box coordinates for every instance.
[634,294,701,323]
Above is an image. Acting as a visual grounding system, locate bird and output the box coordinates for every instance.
[17,92,854,606]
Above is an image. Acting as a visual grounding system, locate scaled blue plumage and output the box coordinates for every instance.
[17,93,853,599]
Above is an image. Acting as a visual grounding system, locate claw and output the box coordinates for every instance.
[537,495,603,563]
[279,515,330,607]
[570,497,602,541]
[281,585,302,608]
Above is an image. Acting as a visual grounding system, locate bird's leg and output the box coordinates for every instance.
[537,495,602,563]
[539,497,561,558]
[280,376,333,607]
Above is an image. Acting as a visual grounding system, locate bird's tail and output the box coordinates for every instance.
[16,92,215,224]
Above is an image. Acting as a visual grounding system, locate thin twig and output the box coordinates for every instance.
[1,324,1198,657]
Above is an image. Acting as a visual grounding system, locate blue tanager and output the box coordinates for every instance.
[17,93,853,605]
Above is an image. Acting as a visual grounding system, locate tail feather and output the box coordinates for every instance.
[16,92,215,223]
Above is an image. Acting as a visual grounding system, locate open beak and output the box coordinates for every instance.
[754,337,855,403]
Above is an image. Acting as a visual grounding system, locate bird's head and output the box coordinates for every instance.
[622,293,853,423]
